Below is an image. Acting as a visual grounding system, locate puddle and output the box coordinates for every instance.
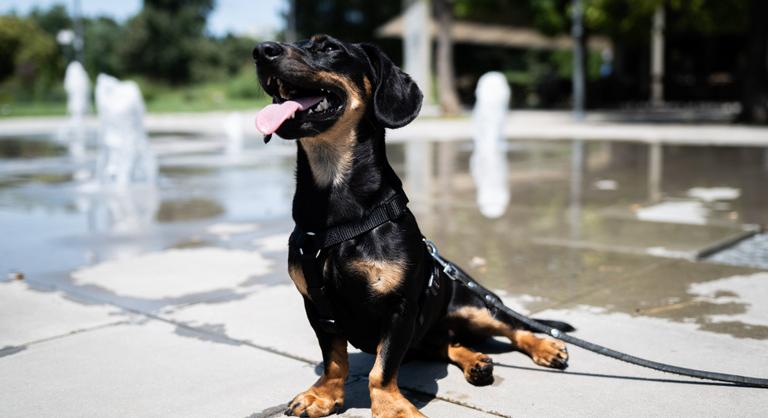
[207,222,259,238]
[156,198,225,222]
[687,187,740,202]
[0,137,67,159]
[688,272,768,328]
[635,200,708,225]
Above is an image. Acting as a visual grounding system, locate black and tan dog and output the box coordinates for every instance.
[253,35,572,418]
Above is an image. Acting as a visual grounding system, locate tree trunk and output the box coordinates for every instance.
[739,0,768,124]
[434,0,461,115]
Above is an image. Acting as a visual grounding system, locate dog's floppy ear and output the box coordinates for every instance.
[361,43,423,129]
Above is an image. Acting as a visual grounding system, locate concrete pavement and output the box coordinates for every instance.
[2,240,767,417]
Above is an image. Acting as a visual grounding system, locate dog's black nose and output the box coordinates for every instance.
[253,42,284,62]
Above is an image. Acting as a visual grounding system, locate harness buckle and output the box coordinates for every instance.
[443,264,458,279]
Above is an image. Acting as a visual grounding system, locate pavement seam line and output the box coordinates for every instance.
[156,316,511,416]
[16,276,518,415]
[1,319,131,353]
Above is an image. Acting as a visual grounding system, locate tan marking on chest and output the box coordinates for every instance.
[300,131,356,187]
[298,75,371,188]
[351,259,405,294]
[288,264,308,296]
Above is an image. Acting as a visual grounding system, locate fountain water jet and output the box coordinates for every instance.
[224,112,244,157]
[470,72,511,218]
[62,61,91,179]
[94,74,157,187]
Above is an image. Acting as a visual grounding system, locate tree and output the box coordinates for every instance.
[83,17,124,78]
[739,0,767,123]
[118,0,214,83]
[434,0,461,114]
[292,0,401,42]
[28,4,72,37]
[0,16,59,100]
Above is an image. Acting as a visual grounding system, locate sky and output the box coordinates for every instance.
[0,0,285,38]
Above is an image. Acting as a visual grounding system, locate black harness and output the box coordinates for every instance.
[289,193,416,334]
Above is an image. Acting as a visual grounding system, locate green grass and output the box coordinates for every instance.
[0,101,67,117]
[141,80,270,113]
[0,79,271,118]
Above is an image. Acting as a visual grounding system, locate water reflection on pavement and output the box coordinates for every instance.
[1,135,767,339]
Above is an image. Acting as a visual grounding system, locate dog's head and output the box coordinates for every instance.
[253,34,423,140]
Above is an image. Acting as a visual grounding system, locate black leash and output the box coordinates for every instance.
[424,239,768,389]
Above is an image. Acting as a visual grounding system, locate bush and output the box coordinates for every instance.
[226,65,266,100]
[0,16,61,101]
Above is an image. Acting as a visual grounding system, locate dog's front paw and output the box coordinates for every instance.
[531,338,569,370]
[370,387,426,418]
[285,382,344,417]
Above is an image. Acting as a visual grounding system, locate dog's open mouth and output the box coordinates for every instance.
[256,76,345,136]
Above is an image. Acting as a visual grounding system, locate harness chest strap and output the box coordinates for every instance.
[289,193,410,334]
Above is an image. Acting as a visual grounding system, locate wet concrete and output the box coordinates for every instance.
[1,134,767,339]
[408,140,768,339]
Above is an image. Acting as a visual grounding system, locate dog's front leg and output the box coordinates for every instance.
[286,300,348,417]
[369,305,426,418]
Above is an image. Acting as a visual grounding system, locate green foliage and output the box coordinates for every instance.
[188,35,255,83]
[293,0,400,42]
[28,4,72,37]
[585,0,749,40]
[454,0,536,26]
[0,2,270,116]
[83,17,124,78]
[226,66,267,100]
[118,0,214,83]
[0,16,60,101]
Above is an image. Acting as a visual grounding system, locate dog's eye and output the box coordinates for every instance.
[321,44,339,53]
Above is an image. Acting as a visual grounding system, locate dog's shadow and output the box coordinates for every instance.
[313,351,450,412]
[302,339,527,415]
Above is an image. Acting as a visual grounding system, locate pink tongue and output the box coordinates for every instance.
[255,96,324,136]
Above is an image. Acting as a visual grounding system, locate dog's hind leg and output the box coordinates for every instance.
[447,305,569,370]
[410,328,494,386]
[445,342,495,386]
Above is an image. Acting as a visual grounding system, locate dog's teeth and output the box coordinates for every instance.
[314,97,330,112]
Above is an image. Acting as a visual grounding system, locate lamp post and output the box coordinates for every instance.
[286,0,297,42]
[72,0,84,63]
[650,5,665,106]
[571,0,585,120]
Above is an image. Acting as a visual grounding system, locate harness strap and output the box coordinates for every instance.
[320,193,409,249]
[296,232,340,333]
[290,193,410,334]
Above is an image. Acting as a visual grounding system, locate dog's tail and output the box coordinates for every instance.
[494,306,576,333]
[527,318,576,333]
